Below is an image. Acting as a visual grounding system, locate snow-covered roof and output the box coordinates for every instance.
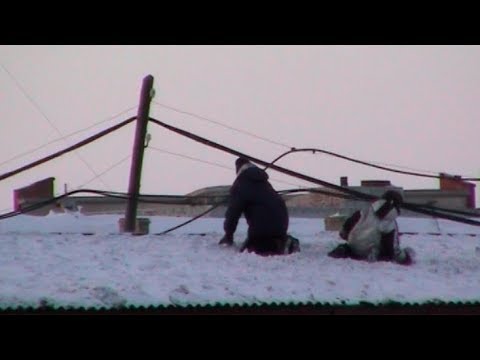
[1,213,480,312]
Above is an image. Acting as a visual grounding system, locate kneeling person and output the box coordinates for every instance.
[219,157,299,256]
[328,190,414,265]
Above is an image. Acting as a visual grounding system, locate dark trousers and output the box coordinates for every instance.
[328,231,396,261]
[240,235,288,256]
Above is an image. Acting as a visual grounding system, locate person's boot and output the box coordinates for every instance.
[219,234,233,246]
[286,234,301,254]
[396,247,415,265]
[328,244,352,259]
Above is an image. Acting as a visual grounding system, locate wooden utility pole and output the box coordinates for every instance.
[123,75,154,232]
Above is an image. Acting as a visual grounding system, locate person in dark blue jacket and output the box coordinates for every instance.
[219,157,299,256]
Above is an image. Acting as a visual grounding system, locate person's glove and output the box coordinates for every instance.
[219,234,233,246]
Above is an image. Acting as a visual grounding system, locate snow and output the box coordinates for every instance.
[1,212,480,309]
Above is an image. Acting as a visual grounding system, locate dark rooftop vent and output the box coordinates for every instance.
[361,180,391,187]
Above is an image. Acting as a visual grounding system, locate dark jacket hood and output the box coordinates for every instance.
[238,165,269,183]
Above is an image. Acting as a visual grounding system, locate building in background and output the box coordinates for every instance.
[11,175,479,218]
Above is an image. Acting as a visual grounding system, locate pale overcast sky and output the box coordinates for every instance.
[1,45,479,211]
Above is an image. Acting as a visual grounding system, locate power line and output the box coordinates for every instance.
[74,154,132,190]
[367,160,440,175]
[149,117,480,226]
[1,63,112,189]
[0,105,137,169]
[2,186,478,222]
[152,102,478,181]
[154,203,226,236]
[1,63,60,135]
[0,117,136,182]
[148,146,309,188]
[152,101,291,149]
[149,117,379,201]
[369,160,479,179]
[264,148,480,181]
[149,146,233,171]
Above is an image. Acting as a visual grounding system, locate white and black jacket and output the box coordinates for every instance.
[340,199,410,263]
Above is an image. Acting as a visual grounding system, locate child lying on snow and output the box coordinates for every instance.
[328,190,415,265]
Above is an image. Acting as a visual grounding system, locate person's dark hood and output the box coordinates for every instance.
[237,163,268,182]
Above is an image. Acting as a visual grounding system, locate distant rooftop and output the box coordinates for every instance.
[186,185,230,197]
